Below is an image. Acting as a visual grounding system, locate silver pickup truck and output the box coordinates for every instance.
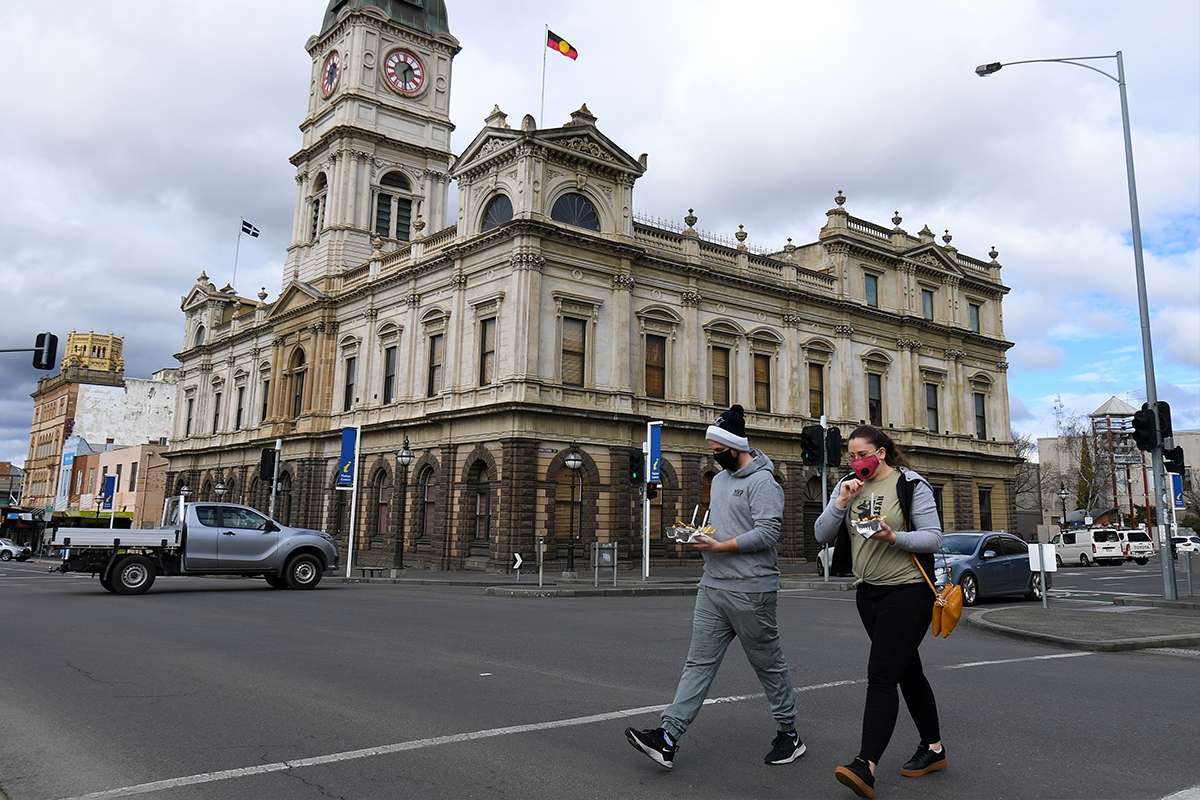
[51,497,339,595]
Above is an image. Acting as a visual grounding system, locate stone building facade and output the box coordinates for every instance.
[165,0,1020,571]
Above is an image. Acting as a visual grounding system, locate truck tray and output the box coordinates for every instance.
[51,528,180,549]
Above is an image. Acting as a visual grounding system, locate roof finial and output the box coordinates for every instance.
[834,190,846,207]
[988,245,999,262]
[892,211,903,227]
[257,287,269,303]
[783,237,796,260]
[735,224,748,251]
[684,208,697,230]
[942,229,953,245]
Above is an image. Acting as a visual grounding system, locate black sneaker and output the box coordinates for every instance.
[900,743,947,777]
[834,756,875,799]
[764,730,807,765]
[625,726,676,769]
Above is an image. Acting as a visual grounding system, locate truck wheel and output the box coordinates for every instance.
[112,556,156,595]
[264,573,288,589]
[285,554,323,590]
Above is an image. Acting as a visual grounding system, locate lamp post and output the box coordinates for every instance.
[564,442,583,577]
[976,52,1176,600]
[395,436,414,571]
[1058,486,1070,530]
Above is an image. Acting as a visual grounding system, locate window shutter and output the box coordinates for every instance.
[375,193,392,237]
[645,334,666,399]
[562,318,586,386]
[754,354,771,412]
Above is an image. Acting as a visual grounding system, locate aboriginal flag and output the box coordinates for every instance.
[547,30,578,60]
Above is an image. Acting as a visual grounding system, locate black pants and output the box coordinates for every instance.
[855,581,941,763]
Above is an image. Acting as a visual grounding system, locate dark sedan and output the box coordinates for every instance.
[934,531,1049,606]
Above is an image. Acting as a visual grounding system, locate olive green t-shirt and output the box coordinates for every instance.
[847,469,922,586]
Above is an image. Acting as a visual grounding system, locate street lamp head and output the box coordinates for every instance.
[564,442,583,471]
[397,447,414,468]
[179,485,190,497]
[1058,486,1069,499]
[215,482,226,498]
[975,62,1003,77]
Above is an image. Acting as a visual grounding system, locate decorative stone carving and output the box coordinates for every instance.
[404,292,421,307]
[996,360,1010,372]
[680,290,703,307]
[782,238,796,260]
[365,308,380,320]
[510,251,545,272]
[945,275,961,287]
[944,348,967,361]
[273,336,287,348]
[449,273,468,288]
[612,273,635,290]
[824,242,851,256]
[563,136,613,161]
[782,314,804,328]
[834,324,855,337]
[897,337,923,351]
[478,138,507,158]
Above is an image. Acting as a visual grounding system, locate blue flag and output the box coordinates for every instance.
[336,427,358,490]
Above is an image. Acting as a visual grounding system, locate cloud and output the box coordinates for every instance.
[1154,307,1200,368]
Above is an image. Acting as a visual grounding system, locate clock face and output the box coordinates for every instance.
[383,48,425,96]
[321,50,340,98]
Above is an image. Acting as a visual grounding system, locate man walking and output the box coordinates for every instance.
[625,404,803,769]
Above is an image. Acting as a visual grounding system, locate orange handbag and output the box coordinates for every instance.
[912,555,963,638]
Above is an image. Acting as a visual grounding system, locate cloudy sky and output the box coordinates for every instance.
[2,0,1197,466]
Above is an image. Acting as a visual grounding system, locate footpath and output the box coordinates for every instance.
[966,599,1200,651]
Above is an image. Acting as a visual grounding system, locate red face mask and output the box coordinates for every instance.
[851,453,881,481]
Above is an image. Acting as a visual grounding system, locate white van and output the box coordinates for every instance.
[1118,529,1154,564]
[1049,528,1125,566]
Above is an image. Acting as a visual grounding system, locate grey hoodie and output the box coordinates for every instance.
[700,449,785,592]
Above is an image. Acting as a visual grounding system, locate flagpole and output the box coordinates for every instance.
[540,23,548,126]
[232,224,244,290]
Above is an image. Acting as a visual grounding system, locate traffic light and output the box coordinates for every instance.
[1164,445,1186,476]
[1131,403,1158,452]
[258,448,277,481]
[825,427,843,468]
[32,332,57,371]
[800,425,823,466]
[629,452,644,484]
[1156,401,1173,441]
[646,482,659,500]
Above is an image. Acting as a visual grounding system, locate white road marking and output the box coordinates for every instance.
[1160,786,1200,800]
[479,673,492,677]
[1076,605,1152,613]
[53,651,1094,800]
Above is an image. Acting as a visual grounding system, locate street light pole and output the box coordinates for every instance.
[395,436,414,572]
[976,51,1176,601]
[1058,486,1070,530]
[564,442,583,578]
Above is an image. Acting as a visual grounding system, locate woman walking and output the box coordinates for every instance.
[815,425,946,799]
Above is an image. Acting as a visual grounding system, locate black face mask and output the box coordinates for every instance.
[713,448,740,472]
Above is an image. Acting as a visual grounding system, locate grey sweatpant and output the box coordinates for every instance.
[661,585,797,740]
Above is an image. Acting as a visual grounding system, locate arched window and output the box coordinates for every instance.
[372,470,390,539]
[550,192,600,231]
[468,461,491,543]
[417,467,435,538]
[288,349,307,419]
[481,194,513,231]
[193,325,206,347]
[375,171,413,242]
[310,173,328,242]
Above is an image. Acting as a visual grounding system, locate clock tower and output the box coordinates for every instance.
[285,0,460,289]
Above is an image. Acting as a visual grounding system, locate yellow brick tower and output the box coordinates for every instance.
[61,331,124,374]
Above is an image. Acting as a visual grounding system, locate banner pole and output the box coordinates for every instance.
[540,24,548,125]
[233,226,243,289]
[345,426,362,579]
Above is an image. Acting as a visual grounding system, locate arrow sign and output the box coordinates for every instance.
[513,553,523,570]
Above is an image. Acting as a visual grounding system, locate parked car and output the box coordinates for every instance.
[1118,529,1154,564]
[1049,528,1124,566]
[934,531,1049,606]
[1171,536,1200,557]
[0,538,32,561]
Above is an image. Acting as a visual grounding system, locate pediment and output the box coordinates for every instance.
[539,128,645,175]
[900,244,964,276]
[180,286,216,312]
[453,130,522,175]
[265,281,327,320]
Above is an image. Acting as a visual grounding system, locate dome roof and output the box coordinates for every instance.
[321,0,449,37]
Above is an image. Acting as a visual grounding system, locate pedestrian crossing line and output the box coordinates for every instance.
[52,650,1093,800]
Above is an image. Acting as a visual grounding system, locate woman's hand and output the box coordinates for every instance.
[835,479,865,510]
[870,520,897,545]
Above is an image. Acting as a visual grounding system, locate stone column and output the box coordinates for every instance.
[783,315,803,417]
[995,360,1011,442]
[682,289,702,403]
[611,269,635,395]
[833,325,855,423]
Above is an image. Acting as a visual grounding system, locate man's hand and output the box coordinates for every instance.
[835,479,865,510]
[689,533,737,553]
[870,520,897,544]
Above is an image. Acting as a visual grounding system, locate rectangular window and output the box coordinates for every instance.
[479,318,496,386]
[427,334,444,396]
[711,346,730,407]
[115,464,123,493]
[234,386,245,431]
[864,273,879,308]
[185,398,194,437]
[292,371,305,418]
[969,302,981,333]
[375,193,392,237]
[974,392,987,440]
[925,383,939,433]
[396,198,413,242]
[383,346,397,404]
[808,363,824,418]
[922,288,935,321]
[129,462,138,493]
[343,356,356,412]
[561,318,586,387]
[260,379,270,422]
[310,197,322,241]
[645,334,666,399]
[212,392,221,434]
[754,353,771,412]
[979,487,993,530]
[867,373,883,427]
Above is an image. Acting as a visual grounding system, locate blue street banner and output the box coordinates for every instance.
[101,475,117,510]
[336,427,358,490]
[647,421,663,483]
[1171,473,1185,510]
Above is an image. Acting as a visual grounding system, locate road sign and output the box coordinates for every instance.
[1027,543,1058,572]
[647,421,662,482]
[1170,473,1185,510]
[101,475,117,510]
[513,552,523,570]
[335,427,358,490]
